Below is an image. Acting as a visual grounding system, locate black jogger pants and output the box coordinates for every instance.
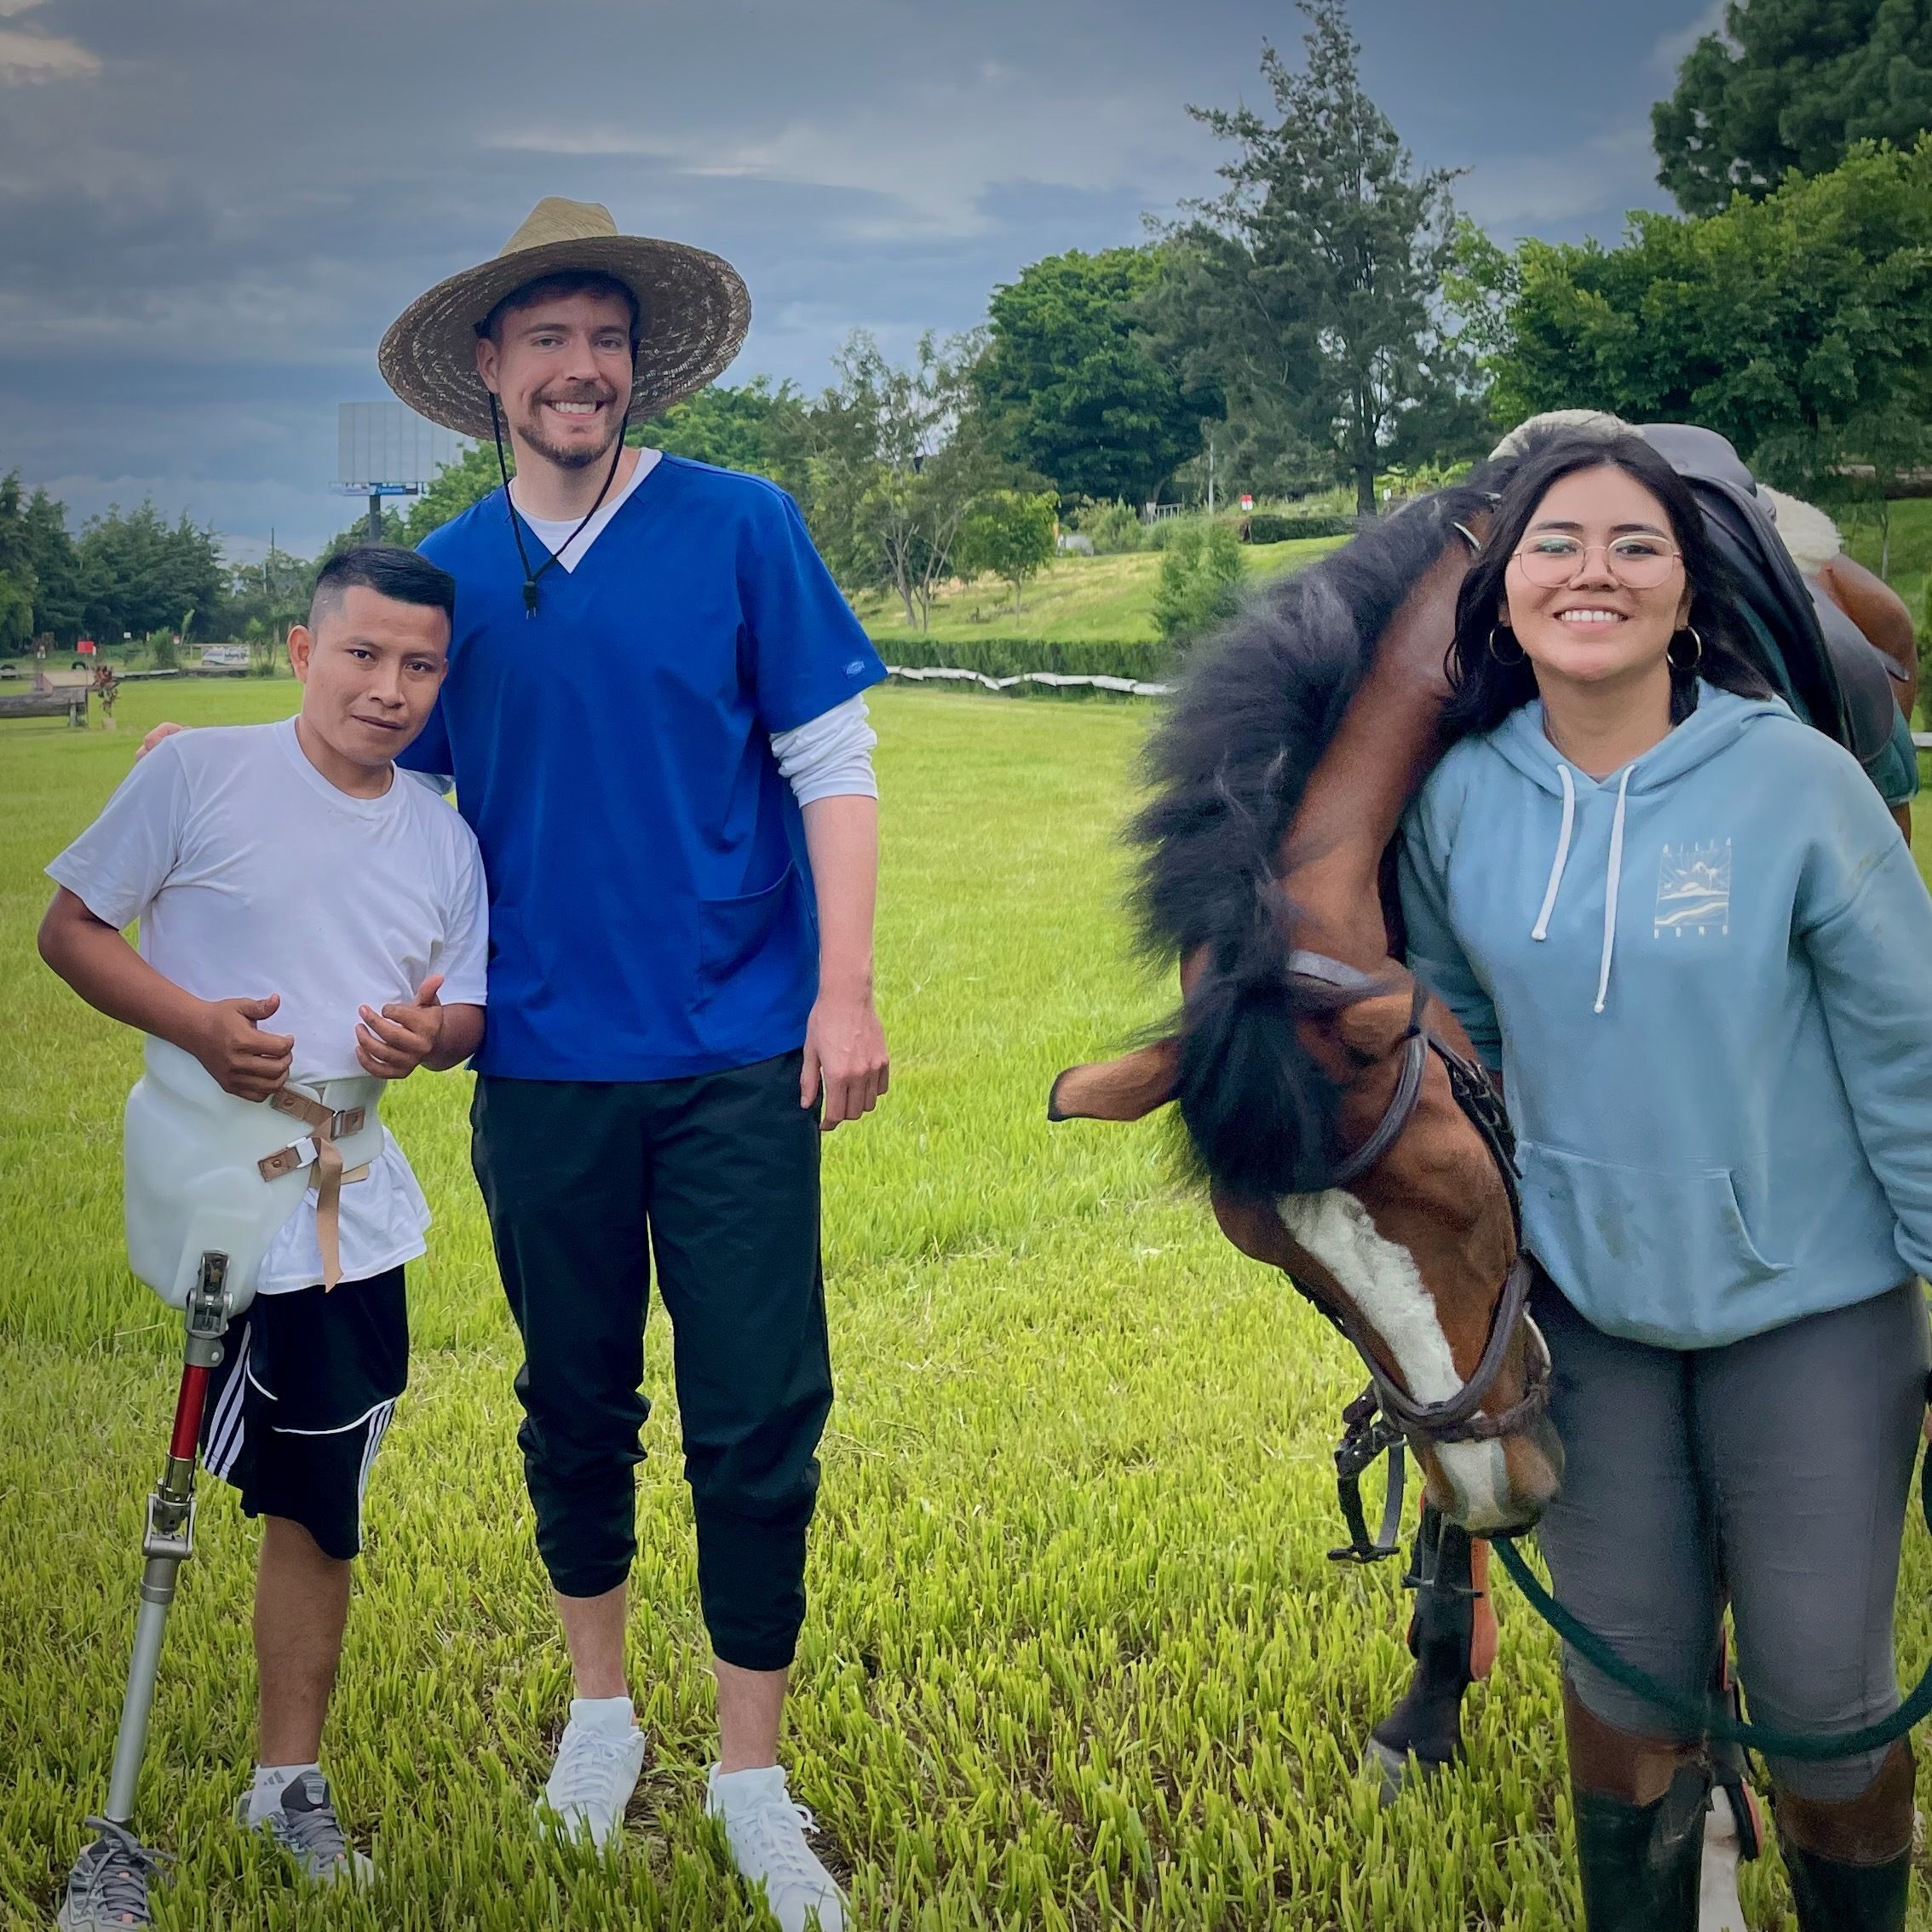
[471,1052,831,1671]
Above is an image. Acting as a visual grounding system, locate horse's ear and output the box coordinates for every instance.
[1048,1040,1181,1122]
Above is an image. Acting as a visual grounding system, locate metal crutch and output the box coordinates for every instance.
[62,1253,233,1924]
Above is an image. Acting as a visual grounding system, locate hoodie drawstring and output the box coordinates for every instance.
[1594,766,1632,1015]
[1532,764,1576,942]
[1527,760,1631,1015]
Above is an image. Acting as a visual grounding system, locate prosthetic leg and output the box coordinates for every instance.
[1363,1502,1497,1796]
[60,1254,233,1931]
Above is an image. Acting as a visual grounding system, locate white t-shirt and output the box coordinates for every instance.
[48,718,488,1293]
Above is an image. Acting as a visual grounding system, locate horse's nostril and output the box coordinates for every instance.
[1497,1418,1564,1527]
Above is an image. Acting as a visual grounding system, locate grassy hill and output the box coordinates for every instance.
[854,535,1346,646]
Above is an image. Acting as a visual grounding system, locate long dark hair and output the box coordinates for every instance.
[1444,431,1773,737]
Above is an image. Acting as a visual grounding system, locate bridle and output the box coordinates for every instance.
[1280,950,1551,1561]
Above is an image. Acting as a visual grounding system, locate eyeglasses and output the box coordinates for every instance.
[1514,533,1682,589]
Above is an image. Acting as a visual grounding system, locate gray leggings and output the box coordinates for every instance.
[1532,1274,1929,1800]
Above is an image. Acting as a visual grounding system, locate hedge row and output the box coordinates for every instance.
[866,635,1173,682]
[1241,512,1358,543]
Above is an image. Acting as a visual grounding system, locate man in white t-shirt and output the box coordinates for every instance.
[39,546,487,1927]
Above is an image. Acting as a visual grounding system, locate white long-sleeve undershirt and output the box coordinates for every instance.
[769,695,877,805]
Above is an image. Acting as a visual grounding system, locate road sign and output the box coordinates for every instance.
[336,402,468,493]
[336,403,470,540]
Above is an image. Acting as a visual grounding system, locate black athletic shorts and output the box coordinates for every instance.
[198,1266,408,1561]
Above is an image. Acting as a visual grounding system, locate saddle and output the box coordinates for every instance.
[1638,424,1911,796]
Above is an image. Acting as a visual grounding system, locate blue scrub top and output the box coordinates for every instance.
[406,456,885,1081]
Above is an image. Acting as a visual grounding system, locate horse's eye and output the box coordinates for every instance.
[1339,1032,1386,1072]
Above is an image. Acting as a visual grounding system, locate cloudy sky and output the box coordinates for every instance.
[0,0,1722,559]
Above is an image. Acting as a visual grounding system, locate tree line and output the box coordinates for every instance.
[6,0,1929,647]
[0,482,228,655]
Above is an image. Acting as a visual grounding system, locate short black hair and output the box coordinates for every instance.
[476,270,641,348]
[309,544,456,630]
[1444,430,1774,737]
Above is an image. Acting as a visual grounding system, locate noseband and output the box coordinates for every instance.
[1281,951,1550,1557]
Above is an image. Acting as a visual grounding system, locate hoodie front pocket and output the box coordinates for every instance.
[1518,1138,1790,1339]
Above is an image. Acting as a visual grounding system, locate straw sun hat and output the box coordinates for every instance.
[377,197,750,440]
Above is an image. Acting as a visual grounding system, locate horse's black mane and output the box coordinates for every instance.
[1129,475,1501,1200]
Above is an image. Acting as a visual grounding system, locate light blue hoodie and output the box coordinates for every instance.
[1399,681,1932,1349]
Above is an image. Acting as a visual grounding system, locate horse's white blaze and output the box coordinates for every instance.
[1274,1188,1515,1530]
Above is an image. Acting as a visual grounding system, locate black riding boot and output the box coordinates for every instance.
[1775,1740,1915,1932]
[1572,1764,1709,1932]
[1366,1504,1477,1789]
[1781,1843,1910,1931]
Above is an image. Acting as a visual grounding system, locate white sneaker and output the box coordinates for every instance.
[1699,1788,1749,1932]
[538,1708,647,1849]
[706,1764,847,1931]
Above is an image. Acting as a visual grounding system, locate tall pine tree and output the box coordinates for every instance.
[1159,0,1474,514]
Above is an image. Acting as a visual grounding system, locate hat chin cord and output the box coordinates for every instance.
[488,392,633,616]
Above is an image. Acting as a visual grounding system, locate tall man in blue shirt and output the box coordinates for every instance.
[384,198,887,1929]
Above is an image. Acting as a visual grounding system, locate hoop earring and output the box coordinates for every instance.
[1668,625,1704,672]
[1488,624,1525,666]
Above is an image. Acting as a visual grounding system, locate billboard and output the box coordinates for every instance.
[200,644,250,668]
[337,402,469,493]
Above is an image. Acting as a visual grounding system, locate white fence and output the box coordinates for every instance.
[884,665,1171,698]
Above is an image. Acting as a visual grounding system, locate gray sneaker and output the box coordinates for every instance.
[58,1817,171,1929]
[236,1771,373,1886]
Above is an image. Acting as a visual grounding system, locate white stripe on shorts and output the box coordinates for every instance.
[204,1320,253,1479]
[269,1395,401,1438]
[355,1400,396,1549]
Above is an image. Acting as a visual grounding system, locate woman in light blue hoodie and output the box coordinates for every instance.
[1400,432,1932,1932]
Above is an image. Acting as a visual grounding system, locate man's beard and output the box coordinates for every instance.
[513,393,623,469]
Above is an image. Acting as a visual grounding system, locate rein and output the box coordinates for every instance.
[1279,951,1550,1561]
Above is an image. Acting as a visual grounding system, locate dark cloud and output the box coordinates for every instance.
[0,0,1711,555]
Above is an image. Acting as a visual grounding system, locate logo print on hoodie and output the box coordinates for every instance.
[1654,839,1732,938]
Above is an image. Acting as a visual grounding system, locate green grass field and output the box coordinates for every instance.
[853,538,1345,646]
[5,683,1932,1929]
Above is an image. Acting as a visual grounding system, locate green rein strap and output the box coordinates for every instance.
[1490,1442,1932,1761]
